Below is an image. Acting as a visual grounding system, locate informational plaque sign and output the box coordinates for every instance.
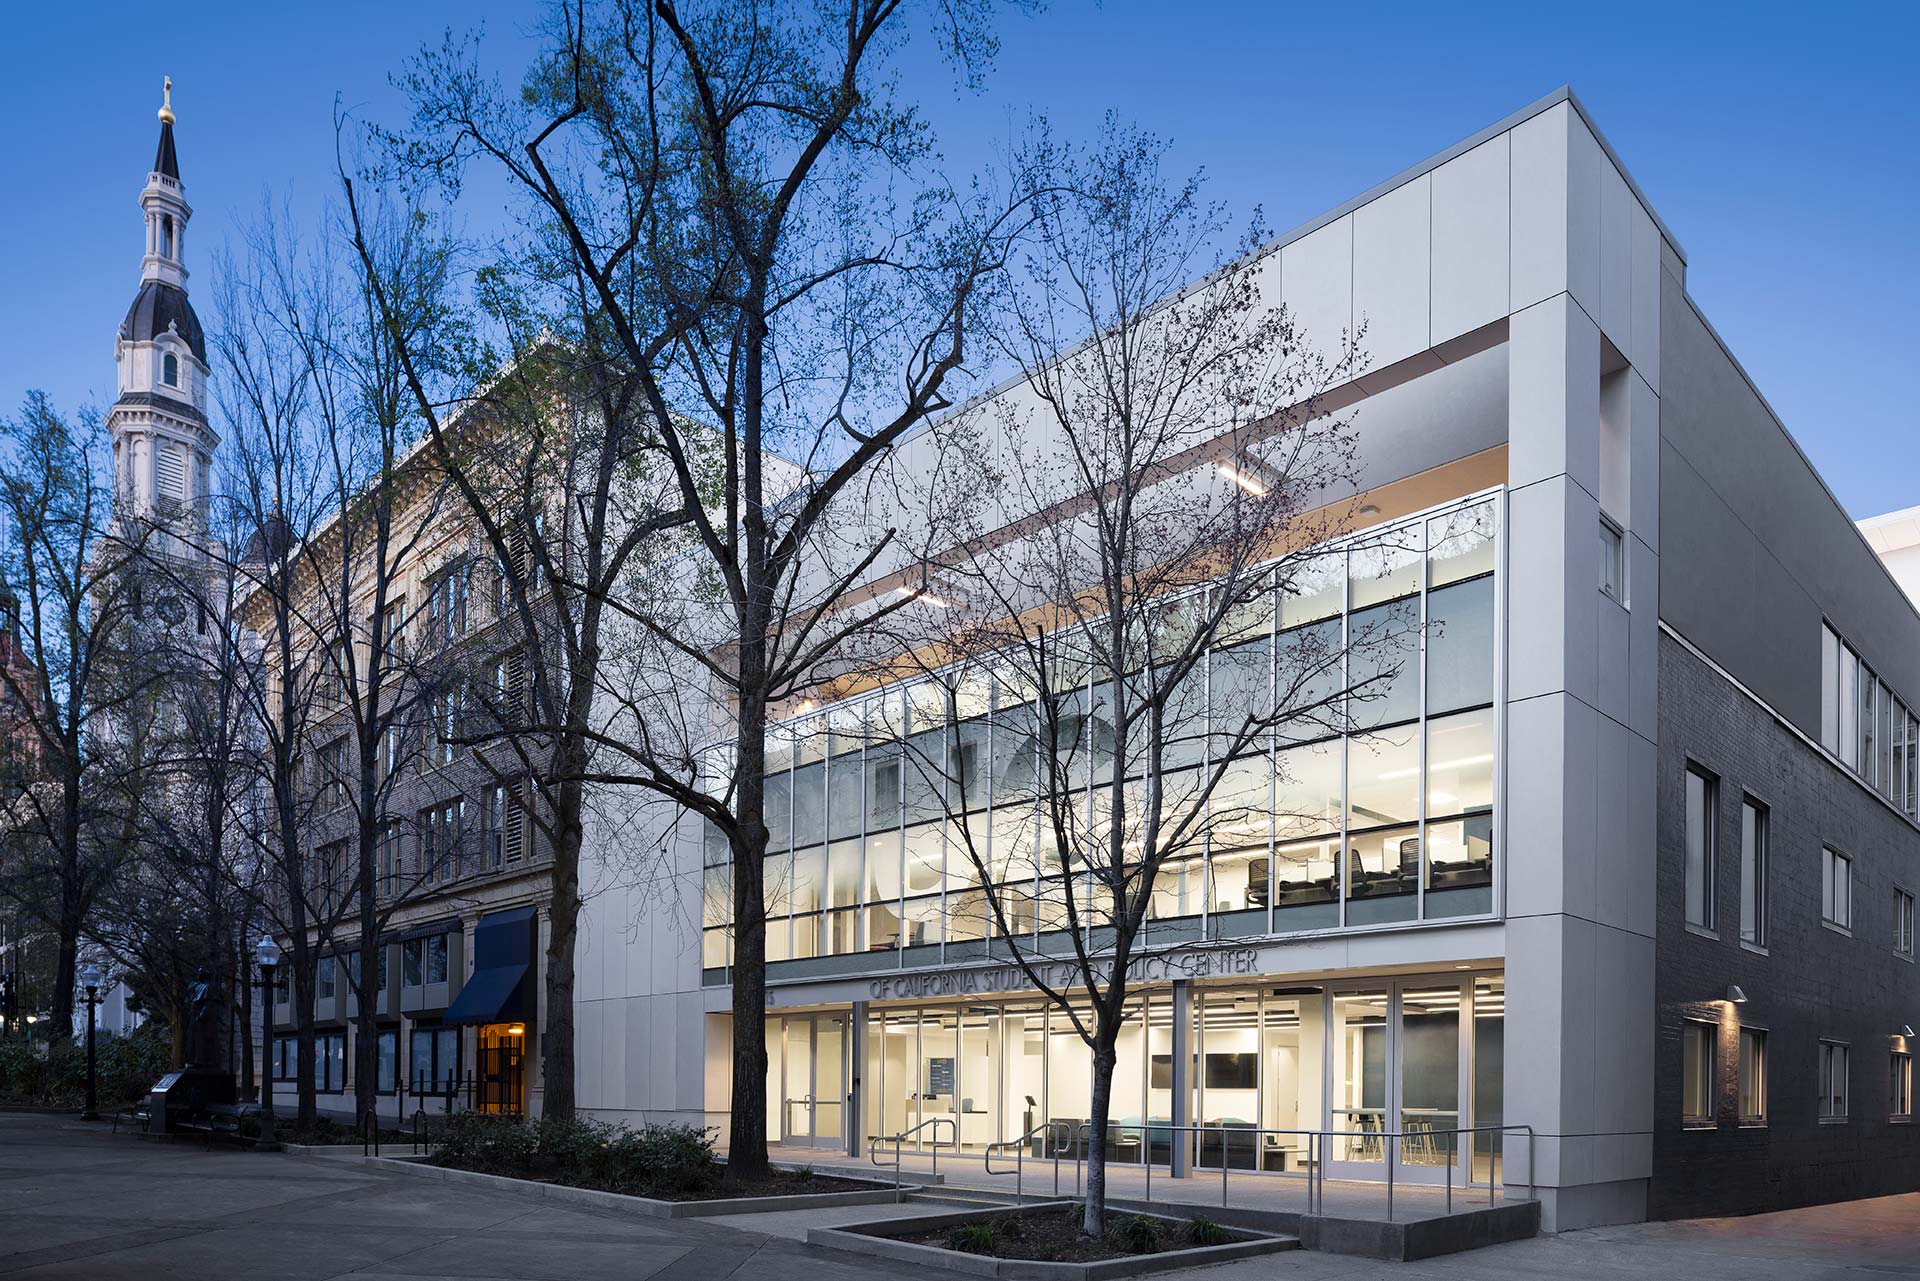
[926,1057,955,1096]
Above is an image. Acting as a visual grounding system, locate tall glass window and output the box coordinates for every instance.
[1681,1022,1715,1125]
[1740,798,1767,947]
[726,493,1502,975]
[1684,766,1717,930]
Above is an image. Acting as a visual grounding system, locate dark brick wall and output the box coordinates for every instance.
[1652,632,1920,1218]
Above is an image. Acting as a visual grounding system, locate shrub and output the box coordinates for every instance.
[1111,1213,1161,1254]
[0,1025,170,1109]
[949,1221,1001,1255]
[432,1112,717,1199]
[1182,1216,1233,1246]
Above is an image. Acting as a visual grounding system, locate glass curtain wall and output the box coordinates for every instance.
[855,975,1500,1181]
[701,493,1500,977]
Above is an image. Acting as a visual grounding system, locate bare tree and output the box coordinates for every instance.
[896,124,1379,1233]
[0,394,157,1043]
[214,210,355,1127]
[263,194,469,1130]
[372,0,1039,1160]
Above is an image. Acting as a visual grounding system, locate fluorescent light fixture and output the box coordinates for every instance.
[1216,461,1270,496]
[1725,984,1748,1004]
[894,585,952,609]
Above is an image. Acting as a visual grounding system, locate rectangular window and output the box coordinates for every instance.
[1820,1041,1850,1121]
[1685,766,1717,930]
[1822,624,1841,752]
[1737,798,1767,947]
[314,1031,347,1092]
[1738,1028,1767,1124]
[425,933,449,985]
[380,820,404,897]
[377,1029,398,1094]
[317,956,335,1001]
[1822,847,1853,930]
[488,785,506,869]
[1599,516,1625,601]
[1897,888,1916,958]
[1895,1052,1914,1121]
[409,1025,460,1094]
[383,598,407,661]
[1682,1021,1716,1125]
[402,938,424,990]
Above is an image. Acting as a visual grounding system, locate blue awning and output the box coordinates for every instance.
[444,961,529,1026]
[443,907,538,1027]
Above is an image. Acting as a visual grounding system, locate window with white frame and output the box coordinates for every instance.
[1896,888,1916,958]
[1685,766,1717,930]
[1738,1027,1767,1124]
[1682,1021,1716,1125]
[1740,798,1767,947]
[1895,1052,1914,1121]
[1599,516,1625,602]
[1819,1040,1850,1121]
[1822,847,1853,930]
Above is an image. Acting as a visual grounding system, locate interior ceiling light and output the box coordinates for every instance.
[1216,461,1270,497]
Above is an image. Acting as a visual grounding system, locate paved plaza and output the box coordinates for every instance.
[3,1112,1918,1279]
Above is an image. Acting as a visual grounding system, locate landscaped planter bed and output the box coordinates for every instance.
[360,1152,909,1218]
[810,1202,1299,1279]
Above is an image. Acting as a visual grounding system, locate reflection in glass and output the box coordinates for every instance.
[1333,991,1389,1163]
[1428,502,1495,587]
[1472,978,1504,1183]
[1427,577,1494,714]
[1399,985,1461,1166]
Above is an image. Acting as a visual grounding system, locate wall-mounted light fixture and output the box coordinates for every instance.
[1725,984,1748,1004]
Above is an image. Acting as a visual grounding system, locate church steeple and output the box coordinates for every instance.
[108,77,217,541]
[140,77,190,291]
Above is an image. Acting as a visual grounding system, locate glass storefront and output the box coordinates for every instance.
[702,492,1502,981]
[778,970,1503,1183]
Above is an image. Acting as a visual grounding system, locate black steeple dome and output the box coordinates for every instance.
[154,119,179,181]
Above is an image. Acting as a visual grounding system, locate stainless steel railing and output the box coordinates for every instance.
[1061,1120,1535,1220]
[981,1119,1073,1199]
[868,1116,957,1188]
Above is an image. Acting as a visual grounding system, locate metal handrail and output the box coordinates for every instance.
[1058,1120,1536,1220]
[868,1116,957,1188]
[1070,1121,1326,1214]
[982,1119,1072,1199]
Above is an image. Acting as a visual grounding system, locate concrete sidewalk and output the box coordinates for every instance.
[0,1112,963,1280]
[4,1112,1918,1279]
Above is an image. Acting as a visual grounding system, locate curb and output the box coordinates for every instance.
[344,1153,911,1218]
[807,1202,1301,1280]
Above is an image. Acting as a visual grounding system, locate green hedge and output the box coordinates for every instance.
[432,1112,718,1198]
[0,1025,172,1109]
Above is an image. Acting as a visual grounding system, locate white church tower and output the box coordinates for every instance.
[108,78,217,545]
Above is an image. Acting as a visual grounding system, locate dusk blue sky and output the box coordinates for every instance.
[2,2,1914,516]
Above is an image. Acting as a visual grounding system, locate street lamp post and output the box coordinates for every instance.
[79,963,104,1121]
[254,935,282,1145]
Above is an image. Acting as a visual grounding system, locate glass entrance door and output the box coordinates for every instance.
[1325,980,1471,1185]
[1396,983,1466,1184]
[780,1013,848,1148]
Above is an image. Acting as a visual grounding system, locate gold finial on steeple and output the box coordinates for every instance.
[158,76,175,126]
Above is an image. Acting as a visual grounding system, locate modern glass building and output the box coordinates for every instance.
[572,87,1920,1231]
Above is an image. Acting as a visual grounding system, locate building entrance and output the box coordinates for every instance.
[847,969,1504,1184]
[777,1013,847,1147]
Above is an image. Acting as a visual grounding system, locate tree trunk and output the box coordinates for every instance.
[293,952,318,1128]
[724,683,771,1182]
[1082,1040,1119,1237]
[541,761,584,1121]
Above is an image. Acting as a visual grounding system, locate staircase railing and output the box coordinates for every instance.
[982,1119,1072,1199]
[868,1116,957,1188]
